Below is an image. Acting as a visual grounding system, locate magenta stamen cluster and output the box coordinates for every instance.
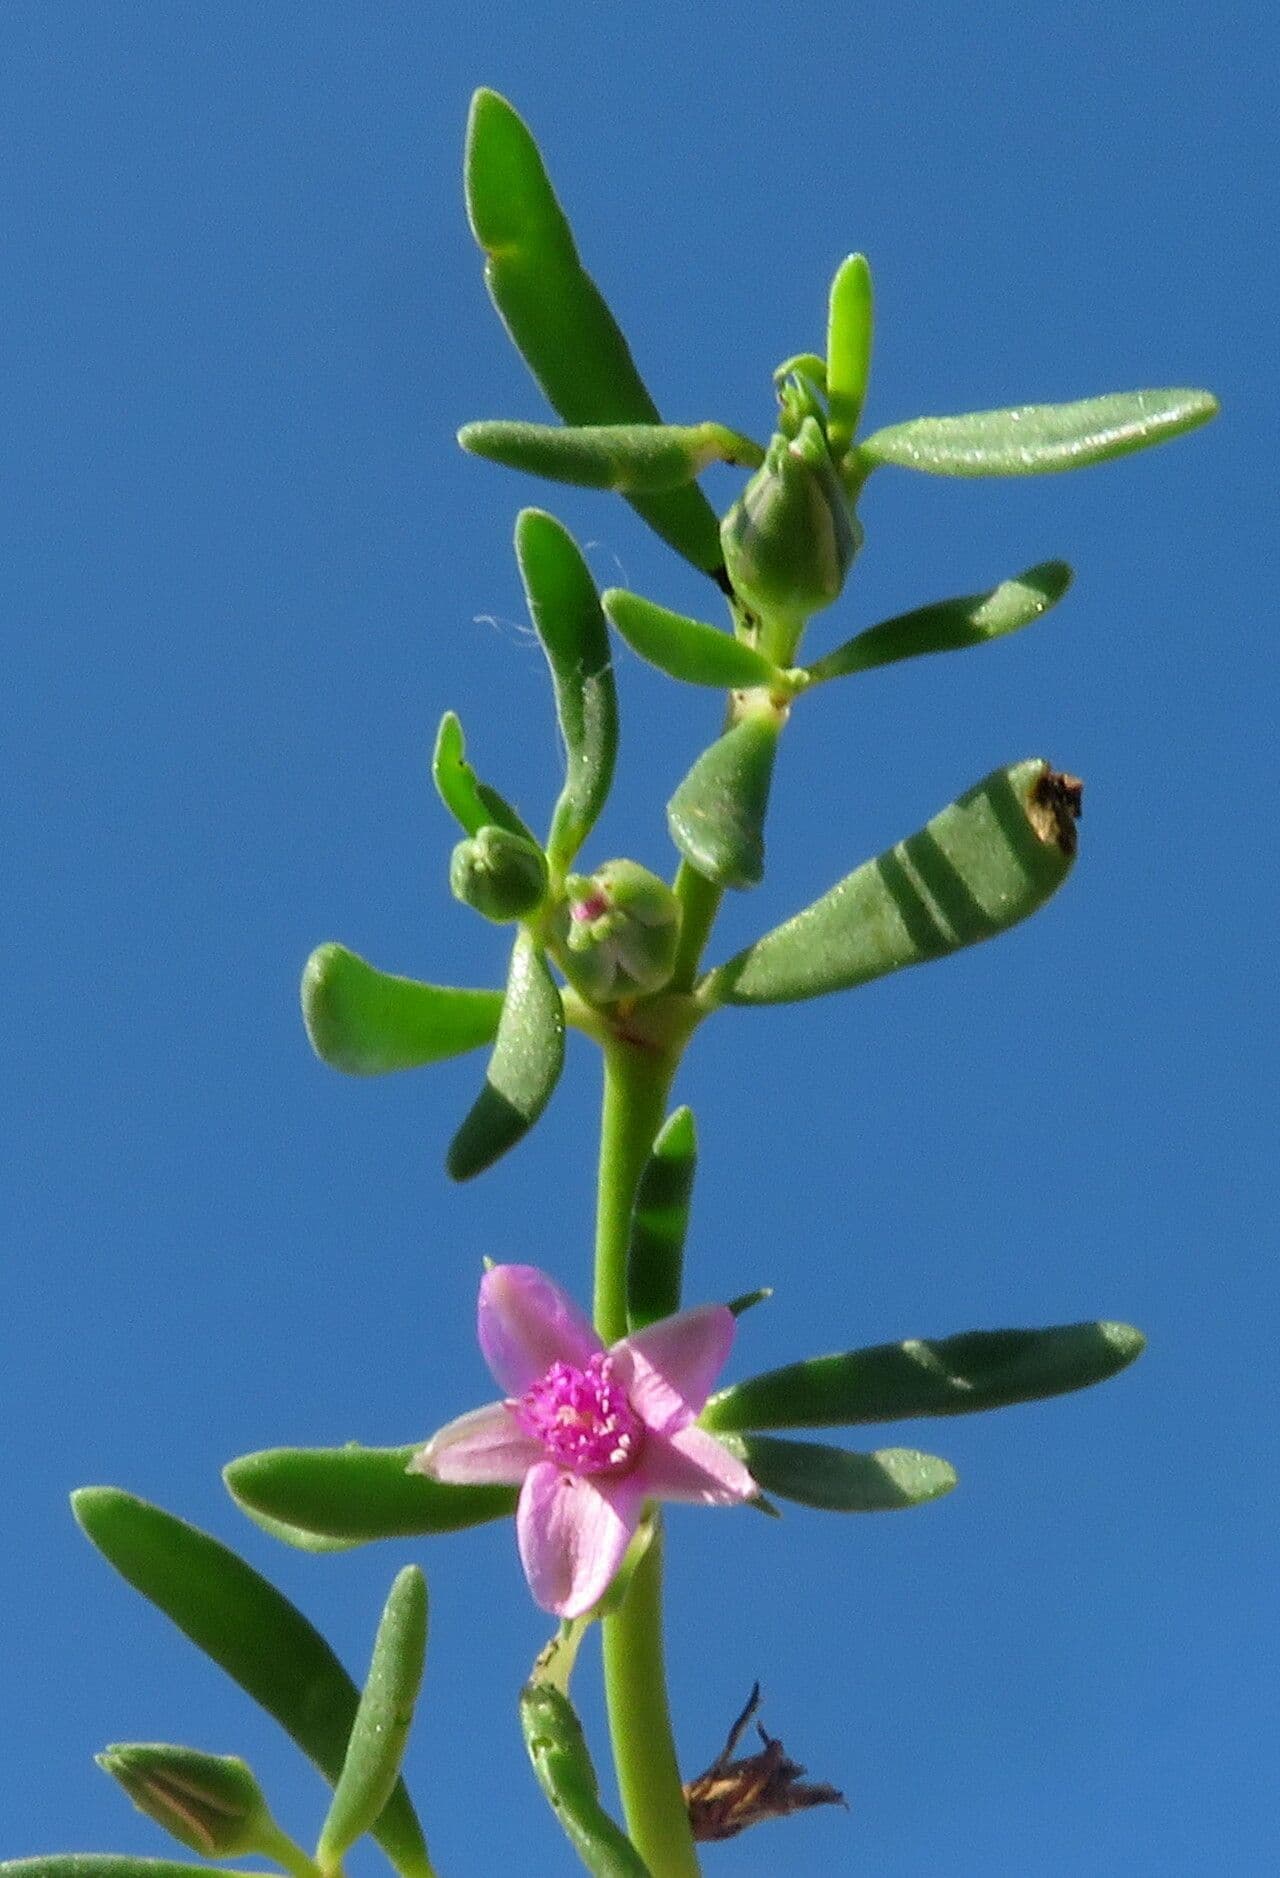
[514,1352,643,1476]
[570,888,610,924]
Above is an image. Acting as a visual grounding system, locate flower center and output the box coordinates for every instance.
[514,1352,643,1476]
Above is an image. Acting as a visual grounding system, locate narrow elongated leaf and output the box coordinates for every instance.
[604,590,781,691]
[432,711,536,844]
[825,253,874,458]
[447,933,565,1180]
[627,1107,697,1331]
[521,1683,651,1878]
[461,422,762,492]
[701,1321,1146,1432]
[700,758,1081,1006]
[805,561,1072,684]
[318,1569,429,1873]
[719,1433,956,1510]
[70,1490,431,1878]
[0,1864,252,1878]
[224,1445,516,1545]
[465,89,723,577]
[667,712,782,890]
[859,388,1218,477]
[514,510,617,870]
[302,944,503,1075]
[220,1500,359,1555]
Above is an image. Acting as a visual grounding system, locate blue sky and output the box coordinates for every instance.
[5,5,1275,1873]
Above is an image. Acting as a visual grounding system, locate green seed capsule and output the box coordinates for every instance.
[561,860,680,1003]
[450,825,549,923]
[721,416,861,655]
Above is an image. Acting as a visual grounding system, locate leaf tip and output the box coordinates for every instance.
[1027,764,1084,857]
[1099,1321,1146,1368]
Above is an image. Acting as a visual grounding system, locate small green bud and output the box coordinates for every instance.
[721,416,861,653]
[97,1743,272,1856]
[450,824,549,922]
[560,860,680,1002]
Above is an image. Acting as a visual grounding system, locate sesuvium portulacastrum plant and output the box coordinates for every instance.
[10,87,1218,1878]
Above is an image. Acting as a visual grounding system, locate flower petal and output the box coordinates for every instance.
[408,1401,542,1485]
[637,1424,758,1505]
[613,1304,735,1435]
[516,1460,646,1618]
[478,1264,603,1395]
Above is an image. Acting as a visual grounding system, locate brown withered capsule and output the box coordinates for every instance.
[684,1684,846,1843]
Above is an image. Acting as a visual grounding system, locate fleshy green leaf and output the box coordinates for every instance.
[447,933,565,1180]
[805,561,1072,684]
[667,711,782,890]
[627,1107,697,1332]
[719,1433,956,1510]
[224,1445,516,1547]
[465,89,723,577]
[521,1682,651,1878]
[514,510,618,871]
[0,1864,253,1878]
[302,943,503,1075]
[70,1490,431,1878]
[431,711,536,844]
[825,254,874,458]
[603,590,781,691]
[460,421,762,492]
[859,388,1218,477]
[701,1321,1146,1432]
[317,1569,429,1874]
[700,758,1081,1005]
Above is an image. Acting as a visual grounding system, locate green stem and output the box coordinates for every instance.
[593,1033,698,1876]
[601,1524,697,1878]
[592,1034,678,1344]
[259,1820,327,1878]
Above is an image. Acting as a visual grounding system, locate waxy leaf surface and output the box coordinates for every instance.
[825,253,874,457]
[719,1434,956,1510]
[515,510,617,870]
[432,711,535,844]
[667,713,782,890]
[701,758,1079,1005]
[465,89,722,577]
[604,590,780,691]
[521,1682,651,1877]
[701,1321,1145,1431]
[627,1107,697,1331]
[461,421,760,493]
[302,944,503,1075]
[860,388,1218,476]
[318,1568,430,1873]
[224,1444,516,1546]
[805,561,1072,684]
[447,933,565,1180]
[0,1864,253,1878]
[70,1490,430,1878]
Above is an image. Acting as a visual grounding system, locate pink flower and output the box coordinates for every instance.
[409,1264,758,1618]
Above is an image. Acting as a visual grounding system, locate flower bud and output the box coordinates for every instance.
[450,824,549,922]
[96,1743,272,1856]
[561,860,680,1002]
[720,416,861,650]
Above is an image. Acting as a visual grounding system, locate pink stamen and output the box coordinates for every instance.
[570,890,610,923]
[514,1353,644,1476]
